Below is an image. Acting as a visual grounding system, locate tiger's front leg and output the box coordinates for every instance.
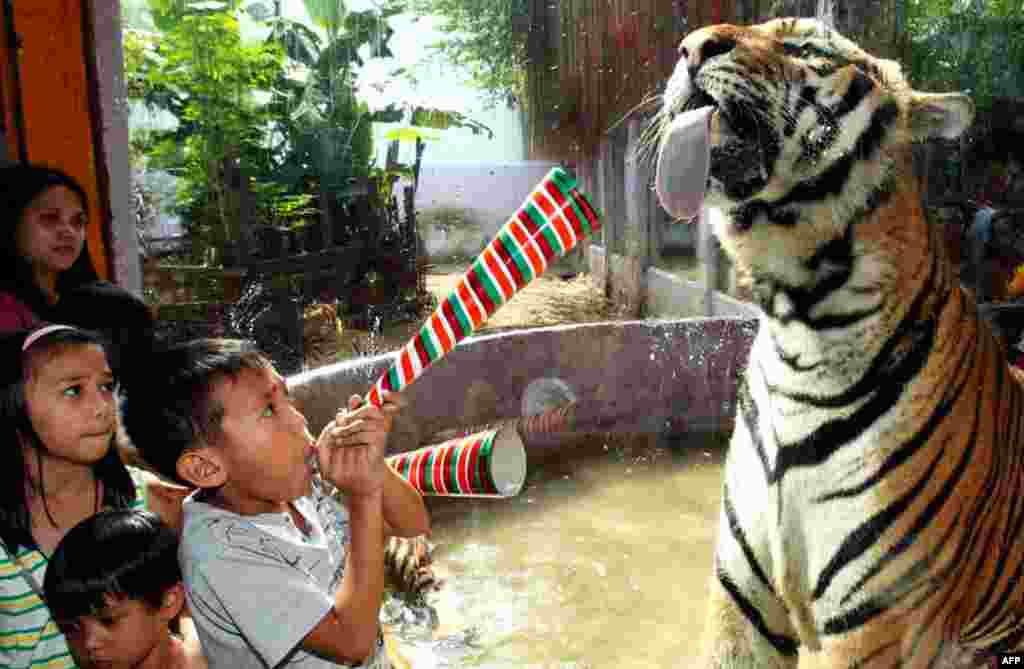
[385,535,441,598]
[703,562,800,669]
[704,382,801,667]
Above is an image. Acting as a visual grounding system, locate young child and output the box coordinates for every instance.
[43,509,205,669]
[0,324,194,669]
[119,338,431,669]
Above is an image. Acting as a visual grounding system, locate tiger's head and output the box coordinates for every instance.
[653,18,973,305]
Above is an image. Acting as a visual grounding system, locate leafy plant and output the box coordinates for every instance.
[259,2,405,193]
[906,0,1024,116]
[126,4,286,262]
[126,0,494,272]
[406,0,528,108]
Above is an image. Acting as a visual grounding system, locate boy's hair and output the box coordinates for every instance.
[0,326,135,554]
[119,338,271,485]
[43,510,179,621]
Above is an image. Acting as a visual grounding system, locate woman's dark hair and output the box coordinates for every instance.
[43,509,180,621]
[0,164,99,318]
[0,326,135,555]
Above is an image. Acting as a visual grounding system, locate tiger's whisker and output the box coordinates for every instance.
[607,93,663,134]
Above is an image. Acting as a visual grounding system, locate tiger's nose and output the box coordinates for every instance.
[679,32,737,79]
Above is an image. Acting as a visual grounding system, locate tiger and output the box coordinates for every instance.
[650,18,1024,669]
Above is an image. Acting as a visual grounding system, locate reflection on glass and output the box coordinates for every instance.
[118,1,1024,664]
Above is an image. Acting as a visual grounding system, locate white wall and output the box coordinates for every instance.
[410,160,561,260]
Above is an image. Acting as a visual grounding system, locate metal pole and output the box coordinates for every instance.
[701,207,716,317]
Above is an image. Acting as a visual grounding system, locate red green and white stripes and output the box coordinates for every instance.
[387,430,500,496]
[366,167,601,407]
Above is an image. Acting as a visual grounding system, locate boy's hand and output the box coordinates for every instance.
[317,391,401,498]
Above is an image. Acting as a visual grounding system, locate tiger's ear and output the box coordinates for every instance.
[908,92,974,141]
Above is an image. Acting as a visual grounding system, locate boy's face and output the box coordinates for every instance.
[58,593,175,669]
[208,365,317,515]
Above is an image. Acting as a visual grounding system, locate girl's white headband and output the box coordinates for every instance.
[22,324,77,352]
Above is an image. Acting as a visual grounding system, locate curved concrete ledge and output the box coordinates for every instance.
[288,317,758,454]
[645,266,760,319]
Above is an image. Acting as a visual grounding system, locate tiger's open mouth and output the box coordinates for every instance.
[656,82,776,225]
[706,100,775,203]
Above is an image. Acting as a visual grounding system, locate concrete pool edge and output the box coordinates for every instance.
[289,317,759,455]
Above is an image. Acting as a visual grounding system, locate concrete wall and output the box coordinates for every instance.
[646,266,760,319]
[415,161,560,220]
[413,160,562,262]
[288,318,758,455]
[588,245,759,320]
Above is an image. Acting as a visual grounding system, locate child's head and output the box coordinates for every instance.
[43,509,183,668]
[120,338,316,514]
[0,164,99,309]
[0,325,135,553]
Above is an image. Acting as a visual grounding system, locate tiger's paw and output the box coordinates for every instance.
[385,535,442,599]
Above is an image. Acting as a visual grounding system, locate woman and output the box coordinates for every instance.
[0,163,154,371]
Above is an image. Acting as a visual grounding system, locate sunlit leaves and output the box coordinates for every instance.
[406,0,528,107]
[302,0,348,37]
[906,0,1024,114]
[384,127,441,142]
[408,107,493,137]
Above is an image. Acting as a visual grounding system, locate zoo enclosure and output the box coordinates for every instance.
[524,1,1024,319]
[142,157,427,374]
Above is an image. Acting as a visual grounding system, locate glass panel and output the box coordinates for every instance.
[115,2,1024,665]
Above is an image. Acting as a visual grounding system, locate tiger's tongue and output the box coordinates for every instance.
[655,105,713,222]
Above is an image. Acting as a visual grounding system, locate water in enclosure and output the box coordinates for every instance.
[382,430,729,668]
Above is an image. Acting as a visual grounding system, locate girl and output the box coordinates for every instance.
[0,164,154,373]
[0,324,193,669]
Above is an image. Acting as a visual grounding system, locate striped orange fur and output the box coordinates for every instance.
[652,18,1024,668]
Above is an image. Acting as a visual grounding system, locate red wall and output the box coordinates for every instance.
[1,1,110,279]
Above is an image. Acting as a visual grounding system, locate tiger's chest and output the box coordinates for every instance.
[727,328,934,625]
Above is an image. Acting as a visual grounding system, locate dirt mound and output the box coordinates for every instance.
[303,266,616,368]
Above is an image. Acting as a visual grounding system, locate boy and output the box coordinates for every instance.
[119,339,430,669]
[43,509,206,669]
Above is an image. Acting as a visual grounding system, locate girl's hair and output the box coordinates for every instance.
[0,326,135,555]
[0,164,100,318]
[43,510,180,622]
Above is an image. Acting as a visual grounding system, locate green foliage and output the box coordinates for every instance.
[408,106,493,137]
[250,181,318,228]
[147,0,243,33]
[127,5,287,261]
[302,0,348,37]
[406,0,528,107]
[260,6,407,193]
[906,0,1024,115]
[127,0,493,268]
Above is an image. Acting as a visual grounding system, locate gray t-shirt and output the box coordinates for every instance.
[180,489,389,669]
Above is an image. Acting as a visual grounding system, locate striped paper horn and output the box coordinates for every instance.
[386,423,526,497]
[365,167,601,407]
